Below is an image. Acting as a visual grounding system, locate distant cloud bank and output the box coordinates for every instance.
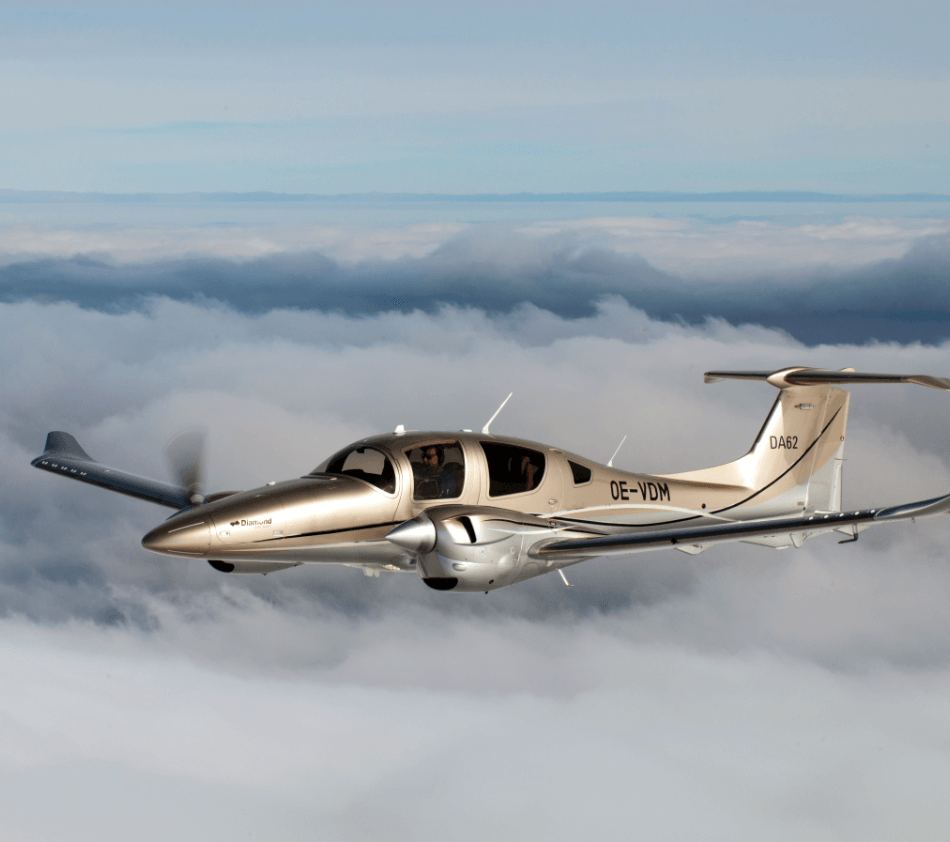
[3,224,950,345]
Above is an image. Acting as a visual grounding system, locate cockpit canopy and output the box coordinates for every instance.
[313,435,554,500]
[316,445,396,493]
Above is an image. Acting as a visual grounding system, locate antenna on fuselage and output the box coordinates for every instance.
[481,393,513,435]
[606,435,627,468]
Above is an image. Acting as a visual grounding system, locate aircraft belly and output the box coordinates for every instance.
[209,539,407,566]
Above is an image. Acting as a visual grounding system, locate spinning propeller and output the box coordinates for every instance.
[164,430,206,505]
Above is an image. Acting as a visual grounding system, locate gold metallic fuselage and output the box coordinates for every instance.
[143,388,849,573]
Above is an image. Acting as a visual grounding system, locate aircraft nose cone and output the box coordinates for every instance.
[142,517,211,557]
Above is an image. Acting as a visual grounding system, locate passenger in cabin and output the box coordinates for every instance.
[519,455,539,491]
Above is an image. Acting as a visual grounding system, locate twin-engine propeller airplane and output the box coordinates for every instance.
[32,367,950,593]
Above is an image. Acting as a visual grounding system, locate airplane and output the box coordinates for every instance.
[31,366,950,593]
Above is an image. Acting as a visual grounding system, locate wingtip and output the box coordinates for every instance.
[38,431,96,462]
[906,375,950,391]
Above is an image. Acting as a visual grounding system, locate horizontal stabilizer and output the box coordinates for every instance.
[704,367,950,391]
[32,431,193,509]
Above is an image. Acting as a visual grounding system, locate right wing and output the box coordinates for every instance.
[537,492,950,558]
[32,431,193,509]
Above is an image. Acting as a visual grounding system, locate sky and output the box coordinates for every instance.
[1,1,950,194]
[4,2,950,841]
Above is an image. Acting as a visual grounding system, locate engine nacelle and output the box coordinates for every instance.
[386,505,561,592]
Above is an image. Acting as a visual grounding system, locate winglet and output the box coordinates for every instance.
[34,431,96,464]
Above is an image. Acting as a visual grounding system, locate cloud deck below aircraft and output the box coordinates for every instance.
[5,221,950,838]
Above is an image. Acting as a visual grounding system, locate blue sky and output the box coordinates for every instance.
[2,1,949,193]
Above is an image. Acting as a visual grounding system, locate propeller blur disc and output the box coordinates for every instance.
[164,430,206,504]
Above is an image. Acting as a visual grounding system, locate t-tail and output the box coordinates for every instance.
[663,367,950,520]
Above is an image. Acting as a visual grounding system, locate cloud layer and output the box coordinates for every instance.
[5,219,950,838]
[2,609,950,841]
[3,215,950,345]
[6,293,950,624]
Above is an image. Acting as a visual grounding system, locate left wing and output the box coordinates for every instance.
[32,431,193,509]
[536,492,950,558]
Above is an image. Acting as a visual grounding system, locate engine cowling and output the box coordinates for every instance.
[386,505,561,592]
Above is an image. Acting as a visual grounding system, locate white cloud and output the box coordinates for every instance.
[0,606,949,841]
[0,220,470,264]
[4,274,950,838]
[524,216,950,277]
[2,214,947,278]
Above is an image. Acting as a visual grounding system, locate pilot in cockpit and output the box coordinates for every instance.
[416,444,457,500]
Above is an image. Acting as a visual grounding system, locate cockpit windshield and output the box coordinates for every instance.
[318,446,396,493]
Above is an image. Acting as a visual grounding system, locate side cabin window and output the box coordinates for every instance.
[569,460,592,485]
[322,446,396,493]
[405,441,465,500]
[480,442,546,497]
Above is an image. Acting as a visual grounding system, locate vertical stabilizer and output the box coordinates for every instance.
[662,385,850,517]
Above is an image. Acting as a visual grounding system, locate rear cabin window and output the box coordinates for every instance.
[405,441,465,500]
[569,461,592,485]
[322,446,396,493]
[480,442,546,497]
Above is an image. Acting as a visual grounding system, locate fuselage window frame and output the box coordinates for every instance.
[569,460,593,486]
